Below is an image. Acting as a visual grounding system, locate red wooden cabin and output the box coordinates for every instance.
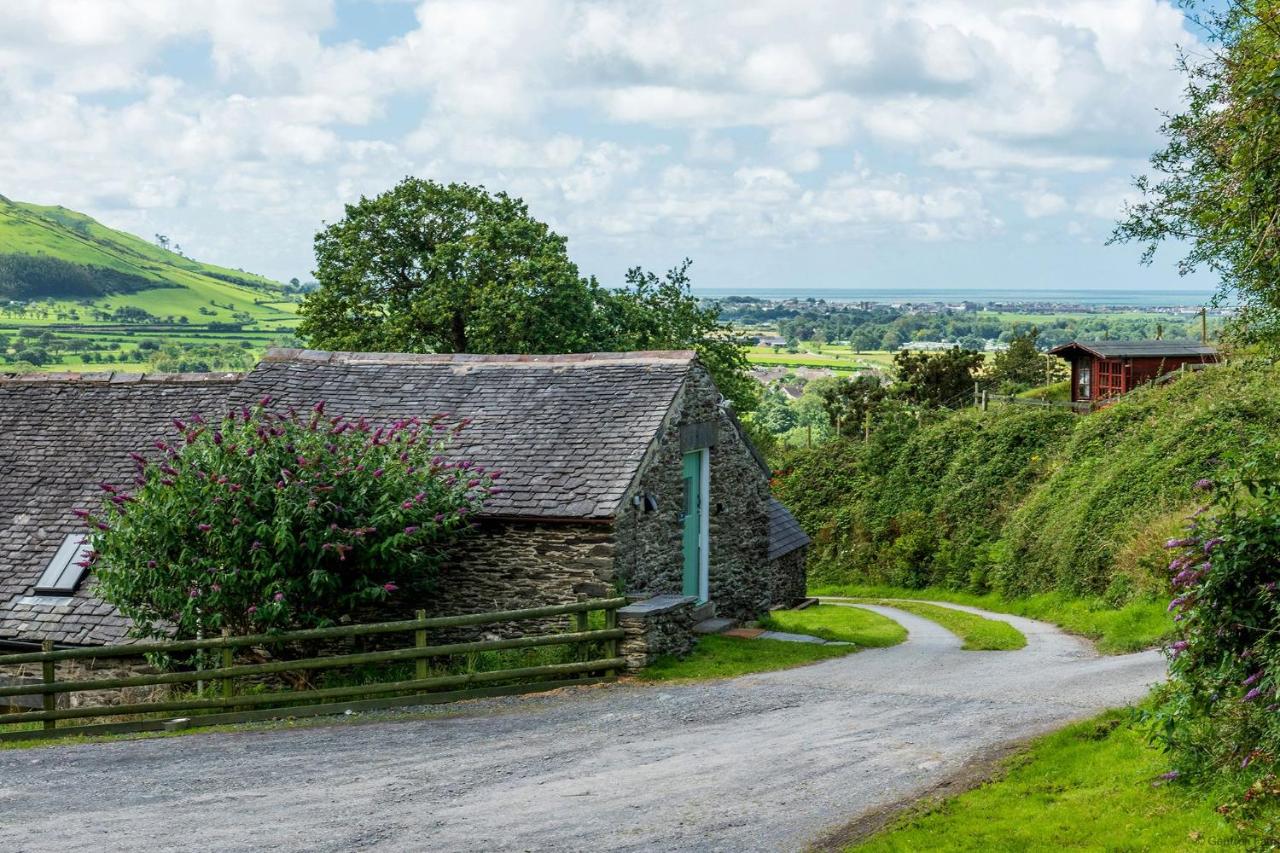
[1049,340,1219,404]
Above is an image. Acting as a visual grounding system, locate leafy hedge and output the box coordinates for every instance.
[777,358,1280,603]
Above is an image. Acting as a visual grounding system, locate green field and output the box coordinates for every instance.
[0,195,300,371]
[748,344,897,372]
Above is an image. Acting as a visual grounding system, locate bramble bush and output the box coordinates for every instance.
[1145,456,1280,840]
[81,398,494,639]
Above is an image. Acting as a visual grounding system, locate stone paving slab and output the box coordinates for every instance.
[757,630,827,644]
[721,627,765,639]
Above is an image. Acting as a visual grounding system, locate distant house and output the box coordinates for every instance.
[755,334,787,348]
[0,349,809,651]
[1049,340,1219,404]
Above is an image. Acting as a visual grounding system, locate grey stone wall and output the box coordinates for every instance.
[613,366,772,622]
[1,656,162,712]
[350,520,618,641]
[768,547,809,606]
[433,521,617,615]
[617,595,697,670]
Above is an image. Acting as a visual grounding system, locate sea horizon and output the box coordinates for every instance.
[693,286,1220,308]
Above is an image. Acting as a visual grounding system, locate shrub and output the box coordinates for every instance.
[83,398,494,639]
[1145,459,1280,825]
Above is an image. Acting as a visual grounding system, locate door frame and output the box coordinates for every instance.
[697,448,709,604]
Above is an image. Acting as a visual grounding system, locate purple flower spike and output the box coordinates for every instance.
[1194,478,1214,491]
[1244,687,1265,702]
[1244,670,1265,687]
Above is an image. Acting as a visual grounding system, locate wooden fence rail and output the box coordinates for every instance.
[0,596,627,742]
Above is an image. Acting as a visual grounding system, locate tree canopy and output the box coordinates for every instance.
[892,347,984,409]
[1113,1,1280,347]
[299,178,758,412]
[299,178,606,355]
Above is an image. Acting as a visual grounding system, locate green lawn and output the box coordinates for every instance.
[640,605,908,681]
[812,584,1171,654]
[852,710,1242,851]
[637,635,858,681]
[854,599,1026,650]
[760,604,907,646]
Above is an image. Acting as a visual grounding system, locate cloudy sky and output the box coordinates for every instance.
[0,0,1213,294]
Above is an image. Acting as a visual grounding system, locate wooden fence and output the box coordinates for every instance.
[0,597,627,743]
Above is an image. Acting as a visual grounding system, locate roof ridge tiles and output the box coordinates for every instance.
[262,347,698,366]
[0,371,244,384]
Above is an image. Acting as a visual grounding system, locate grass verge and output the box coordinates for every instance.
[811,584,1170,654]
[760,604,907,646]
[850,710,1242,851]
[853,600,1025,650]
[635,635,858,682]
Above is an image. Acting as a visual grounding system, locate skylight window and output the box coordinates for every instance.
[34,534,92,596]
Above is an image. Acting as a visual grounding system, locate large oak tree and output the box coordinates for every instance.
[299,178,605,355]
[299,178,759,413]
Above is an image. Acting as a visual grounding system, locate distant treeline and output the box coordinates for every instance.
[0,254,159,300]
[715,299,1216,350]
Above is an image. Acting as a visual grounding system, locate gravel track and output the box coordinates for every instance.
[0,603,1165,852]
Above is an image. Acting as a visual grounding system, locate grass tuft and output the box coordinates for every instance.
[636,635,857,682]
[760,604,907,646]
[812,584,1170,654]
[852,599,1026,650]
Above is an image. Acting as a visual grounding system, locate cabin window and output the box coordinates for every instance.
[1078,365,1091,399]
[34,533,92,596]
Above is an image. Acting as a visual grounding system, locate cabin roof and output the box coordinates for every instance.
[1048,340,1218,360]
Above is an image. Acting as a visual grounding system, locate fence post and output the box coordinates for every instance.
[415,610,428,681]
[41,638,55,731]
[575,610,589,662]
[604,605,618,678]
[220,628,234,700]
[981,390,988,411]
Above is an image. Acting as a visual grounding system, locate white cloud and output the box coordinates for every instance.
[0,0,1199,283]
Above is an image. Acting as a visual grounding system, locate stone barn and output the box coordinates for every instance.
[0,349,809,657]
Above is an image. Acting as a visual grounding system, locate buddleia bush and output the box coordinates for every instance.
[1146,457,1280,835]
[80,398,495,640]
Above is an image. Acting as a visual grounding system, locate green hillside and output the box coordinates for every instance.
[776,357,1280,607]
[0,195,301,372]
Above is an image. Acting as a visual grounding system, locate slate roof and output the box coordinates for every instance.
[0,373,240,646]
[767,498,810,560]
[1049,340,1219,359]
[234,349,698,520]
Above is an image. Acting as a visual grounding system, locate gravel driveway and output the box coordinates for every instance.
[0,603,1165,852]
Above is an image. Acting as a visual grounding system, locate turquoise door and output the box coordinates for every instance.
[681,451,703,598]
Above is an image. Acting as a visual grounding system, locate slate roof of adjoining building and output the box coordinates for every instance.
[766,498,811,561]
[240,349,699,520]
[0,373,241,646]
